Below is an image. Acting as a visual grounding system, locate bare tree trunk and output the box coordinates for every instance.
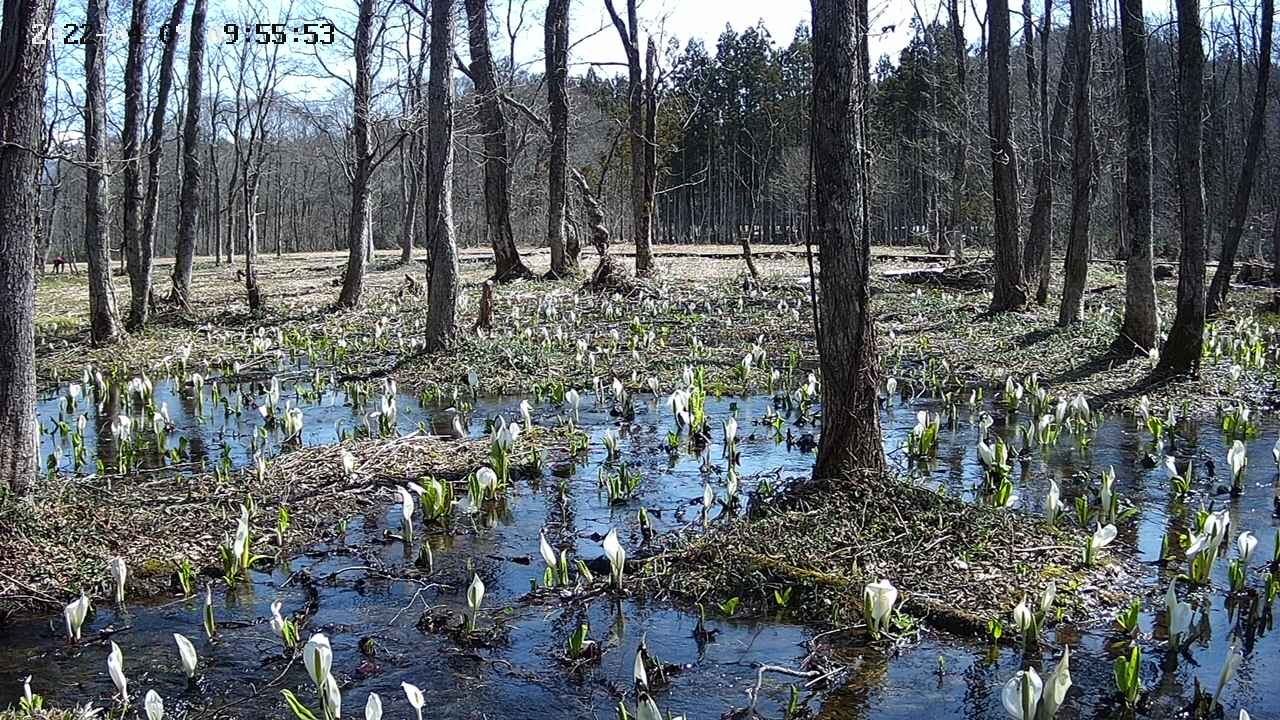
[545,0,577,277]
[463,0,532,282]
[810,0,884,479]
[171,0,206,307]
[1158,0,1207,375]
[84,0,121,345]
[604,0,654,276]
[1206,0,1273,315]
[643,38,658,263]
[1114,0,1158,353]
[987,0,1026,312]
[947,0,968,262]
[121,0,149,329]
[1057,0,1094,325]
[1024,23,1076,304]
[0,0,54,494]
[424,0,459,351]
[337,0,376,308]
[139,0,188,309]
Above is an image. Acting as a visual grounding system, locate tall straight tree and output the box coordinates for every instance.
[140,0,188,305]
[604,0,655,276]
[986,0,1026,312]
[544,0,578,277]
[171,0,208,306]
[1114,0,1158,352]
[810,0,884,478]
[1024,21,1076,304]
[84,0,121,344]
[0,0,55,493]
[121,0,149,329]
[424,0,459,350]
[1158,0,1207,374]
[946,0,967,262]
[1057,0,1094,325]
[337,0,377,308]
[464,0,533,282]
[1205,0,1273,315]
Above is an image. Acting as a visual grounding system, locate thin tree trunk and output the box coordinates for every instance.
[1206,0,1273,315]
[605,0,654,276]
[84,0,121,345]
[0,0,54,494]
[987,0,1026,311]
[337,0,376,308]
[1024,25,1077,304]
[425,0,459,351]
[139,0,187,309]
[171,0,207,306]
[1057,0,1094,325]
[1114,0,1158,353]
[810,0,884,479]
[121,0,149,329]
[1158,0,1207,375]
[947,0,968,262]
[545,0,577,277]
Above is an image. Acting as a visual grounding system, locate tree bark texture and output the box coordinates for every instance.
[545,0,577,277]
[171,0,207,306]
[84,0,121,345]
[1114,0,1159,352]
[141,0,188,309]
[1157,0,1207,375]
[1024,25,1076,304]
[810,0,884,479]
[947,0,968,263]
[0,0,55,493]
[425,0,459,351]
[986,0,1026,312]
[1057,0,1094,326]
[604,0,654,276]
[338,0,376,308]
[121,0,149,329]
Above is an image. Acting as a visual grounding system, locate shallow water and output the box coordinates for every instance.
[5,375,1279,719]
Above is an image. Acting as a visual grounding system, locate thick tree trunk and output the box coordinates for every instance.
[1024,26,1076,304]
[810,0,884,479]
[171,0,206,307]
[424,0,459,351]
[946,0,968,262]
[605,0,654,276]
[1057,0,1094,325]
[1157,0,1207,375]
[0,0,54,494]
[337,0,376,308]
[84,0,121,345]
[464,0,532,282]
[1114,0,1159,353]
[545,0,576,277]
[244,177,262,312]
[121,0,149,329]
[1206,0,1273,316]
[986,0,1026,312]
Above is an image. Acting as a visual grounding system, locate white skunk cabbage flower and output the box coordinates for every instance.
[467,574,486,617]
[1238,531,1257,563]
[565,389,581,421]
[863,579,898,636]
[539,531,558,572]
[885,377,897,396]
[1166,581,1192,646]
[144,689,163,720]
[703,482,714,512]
[520,400,532,431]
[304,633,332,690]
[402,683,425,720]
[107,641,128,704]
[1228,440,1247,485]
[1215,643,1244,702]
[1045,480,1063,522]
[64,592,91,641]
[1040,582,1056,615]
[1013,597,1033,633]
[1040,646,1072,719]
[364,692,382,720]
[322,673,341,718]
[977,439,996,467]
[602,529,626,589]
[270,600,287,638]
[173,633,198,678]
[109,557,127,604]
[397,486,415,538]
[341,450,356,476]
[1090,524,1117,553]
[633,644,649,690]
[1001,668,1042,720]
[647,377,660,395]
[723,416,738,446]
[602,429,619,455]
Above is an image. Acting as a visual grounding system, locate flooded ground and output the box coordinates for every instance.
[4,371,1278,719]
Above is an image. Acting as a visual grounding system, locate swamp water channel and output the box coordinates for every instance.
[1,372,1278,719]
